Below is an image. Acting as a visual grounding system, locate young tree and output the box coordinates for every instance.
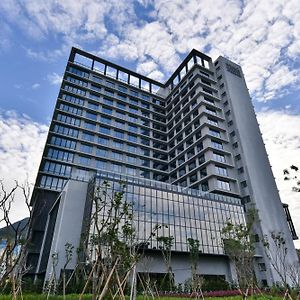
[262,231,289,288]
[221,208,257,300]
[0,180,32,299]
[187,238,204,299]
[156,235,174,291]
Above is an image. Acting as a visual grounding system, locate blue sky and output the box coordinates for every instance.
[1,0,300,246]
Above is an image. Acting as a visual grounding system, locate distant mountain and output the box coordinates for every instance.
[0,218,29,241]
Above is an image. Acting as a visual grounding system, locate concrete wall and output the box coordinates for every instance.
[137,252,236,284]
[44,180,88,280]
[216,56,299,285]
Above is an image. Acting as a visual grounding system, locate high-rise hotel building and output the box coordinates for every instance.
[27,47,298,286]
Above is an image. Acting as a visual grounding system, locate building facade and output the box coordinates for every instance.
[27,47,298,286]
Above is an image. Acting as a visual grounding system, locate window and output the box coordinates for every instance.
[47,148,74,162]
[82,132,94,142]
[106,81,115,88]
[129,106,138,114]
[217,179,230,191]
[215,166,228,176]
[100,116,111,124]
[86,112,97,120]
[179,168,186,177]
[80,143,93,154]
[96,148,108,157]
[50,136,76,149]
[190,173,198,183]
[114,130,124,139]
[98,137,109,145]
[233,142,238,148]
[230,131,236,137]
[53,124,79,137]
[90,84,101,92]
[213,152,226,163]
[115,120,125,129]
[103,98,113,105]
[88,102,98,110]
[68,66,89,78]
[241,181,247,188]
[209,128,221,138]
[205,107,217,116]
[59,103,82,116]
[207,118,218,126]
[128,125,138,133]
[118,85,127,93]
[96,160,107,170]
[141,94,150,101]
[199,154,205,164]
[99,126,110,135]
[203,87,213,95]
[129,98,139,106]
[112,141,123,149]
[140,159,150,167]
[141,138,150,146]
[105,88,114,96]
[90,93,100,101]
[112,163,122,173]
[117,102,126,109]
[62,94,85,106]
[40,175,66,190]
[127,145,137,153]
[211,140,223,150]
[79,156,91,166]
[188,161,196,171]
[141,102,149,109]
[130,90,139,97]
[112,151,123,161]
[127,155,137,164]
[92,75,102,83]
[57,113,81,126]
[200,168,207,178]
[102,107,112,115]
[235,154,241,161]
[126,167,136,176]
[238,167,244,174]
[201,181,209,191]
[84,121,96,131]
[43,161,72,176]
[128,134,138,143]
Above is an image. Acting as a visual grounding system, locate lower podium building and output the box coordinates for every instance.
[27,47,299,286]
[41,171,245,284]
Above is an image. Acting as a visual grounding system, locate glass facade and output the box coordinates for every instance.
[88,171,245,255]
[34,47,240,195]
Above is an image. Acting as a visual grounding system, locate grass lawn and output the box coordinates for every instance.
[0,295,283,300]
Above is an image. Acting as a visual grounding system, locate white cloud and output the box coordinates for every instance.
[47,72,63,85]
[102,0,300,100]
[31,83,40,89]
[0,0,136,60]
[257,110,300,248]
[0,110,48,224]
[2,0,300,100]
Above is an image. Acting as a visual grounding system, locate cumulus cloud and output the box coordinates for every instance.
[257,110,300,248]
[0,110,48,223]
[47,72,63,85]
[0,0,136,60]
[2,0,300,100]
